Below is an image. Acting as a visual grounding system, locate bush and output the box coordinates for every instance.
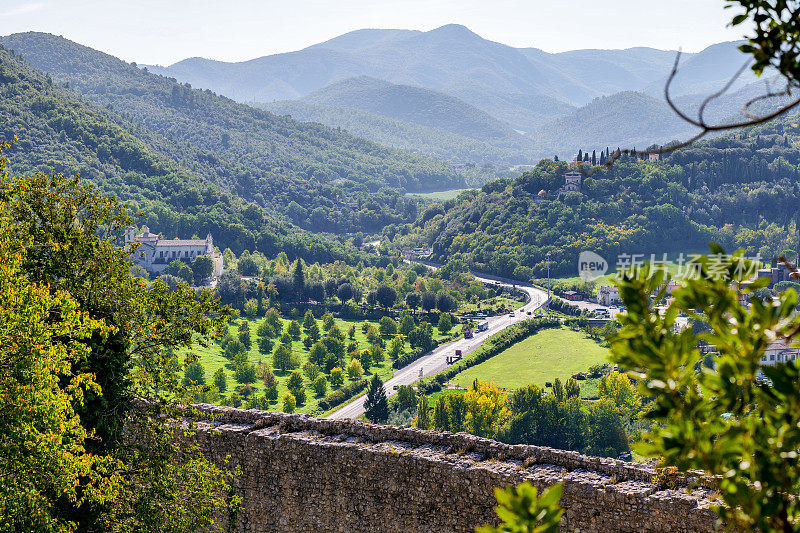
[282,392,296,413]
[318,379,368,411]
[312,376,328,397]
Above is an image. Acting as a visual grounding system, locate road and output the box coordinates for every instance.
[326,276,548,420]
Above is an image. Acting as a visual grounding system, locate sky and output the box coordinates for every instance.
[0,0,747,66]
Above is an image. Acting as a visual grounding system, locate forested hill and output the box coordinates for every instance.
[392,118,800,279]
[0,32,471,198]
[0,44,388,264]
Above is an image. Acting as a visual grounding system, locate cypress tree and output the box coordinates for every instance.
[364,374,389,422]
[576,149,582,162]
[591,150,597,165]
[292,260,305,301]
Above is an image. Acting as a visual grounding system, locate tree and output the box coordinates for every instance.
[265,308,282,334]
[399,313,415,336]
[302,310,316,332]
[224,338,246,359]
[585,400,629,458]
[476,482,564,533]
[243,298,258,318]
[347,358,364,381]
[282,392,296,413]
[433,395,451,430]
[308,342,329,367]
[552,378,564,402]
[408,322,434,351]
[237,252,259,277]
[287,371,304,392]
[564,378,580,399]
[611,249,800,531]
[183,361,206,386]
[322,313,335,331]
[421,291,437,311]
[329,367,344,388]
[312,376,328,397]
[405,291,421,311]
[166,259,194,285]
[415,395,430,429]
[1,147,235,530]
[436,292,457,313]
[191,254,214,283]
[272,343,292,373]
[375,285,397,308]
[379,316,398,336]
[234,362,257,384]
[213,368,228,393]
[303,362,321,382]
[396,385,417,412]
[387,335,405,360]
[597,372,641,419]
[437,313,453,333]
[263,371,278,401]
[292,260,305,301]
[238,321,252,349]
[364,374,389,422]
[287,319,302,338]
[257,335,274,354]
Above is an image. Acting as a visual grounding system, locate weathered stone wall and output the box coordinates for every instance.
[185,404,719,532]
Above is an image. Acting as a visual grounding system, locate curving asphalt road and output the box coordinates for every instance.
[326,277,548,420]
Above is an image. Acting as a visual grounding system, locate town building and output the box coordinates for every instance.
[761,340,800,368]
[558,170,582,195]
[598,285,620,306]
[124,226,223,277]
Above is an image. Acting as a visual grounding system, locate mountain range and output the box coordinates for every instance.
[144,25,768,162]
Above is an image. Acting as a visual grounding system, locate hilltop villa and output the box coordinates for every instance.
[557,170,582,195]
[124,226,223,277]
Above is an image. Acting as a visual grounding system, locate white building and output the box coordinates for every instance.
[598,285,620,306]
[761,340,799,367]
[124,226,222,278]
[558,170,582,195]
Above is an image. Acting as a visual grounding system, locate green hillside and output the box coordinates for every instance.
[0,33,473,227]
[393,120,800,279]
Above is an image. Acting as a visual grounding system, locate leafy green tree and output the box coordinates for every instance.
[551,378,564,402]
[166,259,194,284]
[395,385,417,412]
[257,335,274,354]
[308,342,329,367]
[364,374,389,423]
[437,312,453,333]
[448,394,467,433]
[183,361,206,386]
[399,313,415,336]
[302,310,316,332]
[238,321,252,349]
[405,291,421,311]
[415,395,430,429]
[611,249,800,531]
[312,376,328,397]
[243,298,258,318]
[213,368,228,393]
[585,400,629,458]
[433,395,451,430]
[237,252,259,277]
[264,308,282,334]
[287,320,302,338]
[375,285,397,308]
[272,343,292,373]
[476,482,564,533]
[303,362,321,382]
[234,362,257,384]
[564,378,580,399]
[322,313,335,331]
[347,358,364,381]
[1,147,235,530]
[387,335,405,360]
[282,392,296,413]
[257,319,276,339]
[263,371,278,401]
[597,372,641,419]
[329,367,344,388]
[191,254,213,283]
[379,316,398,336]
[287,371,304,392]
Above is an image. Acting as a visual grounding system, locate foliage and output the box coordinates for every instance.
[476,482,564,533]
[364,374,390,422]
[611,247,800,531]
[282,392,296,413]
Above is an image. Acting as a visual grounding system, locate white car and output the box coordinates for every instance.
[509,312,515,317]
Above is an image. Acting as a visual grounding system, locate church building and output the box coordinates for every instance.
[124,226,221,276]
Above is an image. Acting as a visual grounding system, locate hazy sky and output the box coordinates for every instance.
[0,0,747,65]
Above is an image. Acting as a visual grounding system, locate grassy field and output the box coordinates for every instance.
[450,327,609,394]
[188,314,455,416]
[405,188,472,202]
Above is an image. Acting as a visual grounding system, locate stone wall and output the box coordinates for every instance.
[184,404,719,532]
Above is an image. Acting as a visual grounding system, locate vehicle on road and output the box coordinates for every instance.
[446,349,463,364]
[526,311,532,315]
[463,329,474,339]
[509,312,515,317]
[593,308,610,318]
[476,322,489,332]
[392,385,399,390]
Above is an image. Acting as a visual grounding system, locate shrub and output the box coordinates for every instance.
[282,392,296,413]
[318,379,368,411]
[312,376,328,397]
